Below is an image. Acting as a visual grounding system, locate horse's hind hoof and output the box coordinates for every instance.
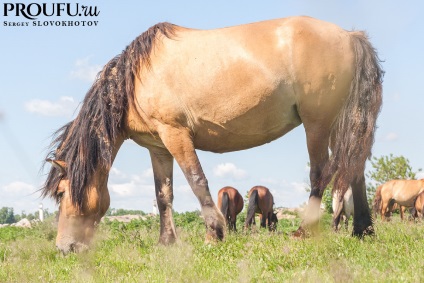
[291,227,307,239]
[352,225,375,238]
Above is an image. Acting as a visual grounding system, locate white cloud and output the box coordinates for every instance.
[110,181,137,196]
[25,96,79,117]
[213,163,247,180]
[2,181,35,194]
[416,171,424,180]
[70,57,102,82]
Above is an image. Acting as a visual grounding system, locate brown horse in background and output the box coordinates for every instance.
[41,16,382,254]
[244,186,278,231]
[373,180,424,221]
[217,186,244,231]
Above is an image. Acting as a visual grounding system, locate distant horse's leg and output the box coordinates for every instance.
[333,213,342,232]
[231,215,237,232]
[343,215,349,230]
[149,149,177,245]
[400,205,405,221]
[158,127,225,242]
[381,200,388,221]
[260,212,267,229]
[266,212,272,231]
[351,174,373,237]
[332,195,344,232]
[295,130,330,236]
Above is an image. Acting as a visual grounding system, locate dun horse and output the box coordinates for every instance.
[372,184,406,220]
[244,186,278,231]
[217,186,244,231]
[332,186,354,231]
[42,16,383,254]
[373,180,424,221]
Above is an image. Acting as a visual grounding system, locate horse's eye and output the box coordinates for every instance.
[57,191,64,201]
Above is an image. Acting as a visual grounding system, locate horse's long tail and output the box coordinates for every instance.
[322,31,383,194]
[245,190,258,227]
[372,185,383,218]
[220,192,229,221]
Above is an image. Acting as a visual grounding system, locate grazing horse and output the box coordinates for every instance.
[373,180,424,221]
[372,184,405,219]
[41,16,383,254]
[217,186,244,231]
[244,186,278,231]
[332,186,354,231]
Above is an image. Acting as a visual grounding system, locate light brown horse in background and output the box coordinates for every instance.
[373,180,424,221]
[372,185,405,219]
[41,16,382,254]
[244,186,278,231]
[217,186,244,231]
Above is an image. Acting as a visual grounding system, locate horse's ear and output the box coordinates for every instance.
[46,159,67,175]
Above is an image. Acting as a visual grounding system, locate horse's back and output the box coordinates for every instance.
[131,16,356,153]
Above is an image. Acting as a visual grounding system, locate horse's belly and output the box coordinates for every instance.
[193,100,301,153]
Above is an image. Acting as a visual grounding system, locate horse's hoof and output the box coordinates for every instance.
[291,227,307,239]
[158,235,177,246]
[352,225,375,238]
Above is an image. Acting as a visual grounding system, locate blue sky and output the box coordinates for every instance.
[1,1,423,215]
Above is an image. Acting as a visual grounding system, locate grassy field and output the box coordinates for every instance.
[1,211,423,282]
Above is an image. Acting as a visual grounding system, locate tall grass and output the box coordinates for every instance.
[0,212,423,282]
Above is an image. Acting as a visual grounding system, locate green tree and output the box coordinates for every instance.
[0,207,15,224]
[366,154,422,206]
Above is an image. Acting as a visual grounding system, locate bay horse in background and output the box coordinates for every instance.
[41,16,383,254]
[244,186,278,231]
[332,186,354,231]
[217,186,244,231]
[373,180,424,221]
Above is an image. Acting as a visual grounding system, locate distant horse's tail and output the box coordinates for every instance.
[220,192,230,221]
[245,190,258,227]
[322,31,383,194]
[372,185,383,218]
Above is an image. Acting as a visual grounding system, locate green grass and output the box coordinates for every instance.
[1,213,423,282]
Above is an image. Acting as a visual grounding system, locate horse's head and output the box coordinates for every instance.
[47,159,110,254]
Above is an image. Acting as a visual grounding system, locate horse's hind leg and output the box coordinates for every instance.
[157,126,225,242]
[260,212,267,229]
[351,174,373,236]
[150,149,177,245]
[295,129,330,236]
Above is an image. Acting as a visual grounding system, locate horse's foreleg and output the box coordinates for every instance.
[351,174,374,237]
[150,149,177,245]
[400,205,405,220]
[158,127,225,242]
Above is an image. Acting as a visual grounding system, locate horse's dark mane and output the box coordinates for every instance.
[41,22,176,208]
